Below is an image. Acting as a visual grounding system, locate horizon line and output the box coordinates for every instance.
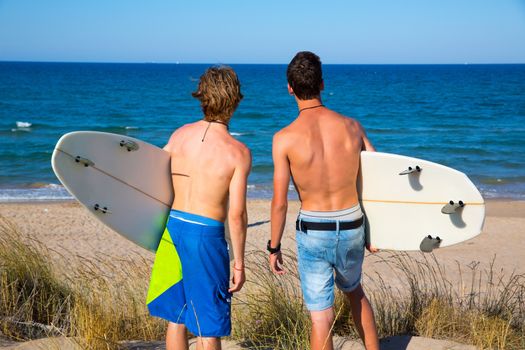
[1,60,525,65]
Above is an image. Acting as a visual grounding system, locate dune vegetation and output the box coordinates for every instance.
[0,215,523,349]
[233,251,525,349]
[0,215,164,349]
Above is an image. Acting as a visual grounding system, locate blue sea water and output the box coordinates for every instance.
[0,62,524,201]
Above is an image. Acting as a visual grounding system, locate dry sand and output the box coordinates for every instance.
[1,199,523,277]
[0,199,523,349]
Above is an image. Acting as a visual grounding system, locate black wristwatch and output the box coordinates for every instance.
[267,240,281,254]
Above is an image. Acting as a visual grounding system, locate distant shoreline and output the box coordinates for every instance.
[1,61,525,66]
[1,182,523,203]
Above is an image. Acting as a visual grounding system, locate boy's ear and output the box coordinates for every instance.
[320,79,325,91]
[287,83,294,96]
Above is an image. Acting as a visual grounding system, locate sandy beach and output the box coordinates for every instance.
[0,199,523,349]
[0,199,523,276]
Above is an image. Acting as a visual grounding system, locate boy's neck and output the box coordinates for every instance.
[296,97,323,112]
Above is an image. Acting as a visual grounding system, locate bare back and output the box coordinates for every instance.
[278,109,371,211]
[164,120,249,221]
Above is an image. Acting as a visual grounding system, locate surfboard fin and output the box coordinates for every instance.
[94,203,112,214]
[399,165,422,175]
[441,200,464,214]
[74,156,94,167]
[119,139,140,152]
[420,235,442,252]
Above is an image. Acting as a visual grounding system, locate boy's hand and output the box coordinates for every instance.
[366,244,379,253]
[269,251,286,275]
[229,266,245,293]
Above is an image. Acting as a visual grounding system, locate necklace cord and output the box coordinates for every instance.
[298,104,325,114]
[201,120,229,142]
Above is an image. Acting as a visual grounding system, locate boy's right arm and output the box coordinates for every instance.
[227,147,252,293]
[269,132,290,275]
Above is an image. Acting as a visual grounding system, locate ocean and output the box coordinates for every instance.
[0,62,524,201]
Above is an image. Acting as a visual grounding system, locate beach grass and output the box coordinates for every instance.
[0,215,73,341]
[367,253,525,349]
[1,215,524,349]
[0,215,165,349]
[233,251,525,349]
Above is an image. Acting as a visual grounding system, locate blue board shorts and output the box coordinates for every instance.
[147,210,231,337]
[296,204,365,311]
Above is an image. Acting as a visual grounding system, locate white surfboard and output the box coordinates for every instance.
[51,131,173,252]
[358,151,485,251]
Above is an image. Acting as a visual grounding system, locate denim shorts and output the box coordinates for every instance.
[296,207,365,311]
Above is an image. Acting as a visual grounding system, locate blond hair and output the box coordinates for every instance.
[192,66,243,123]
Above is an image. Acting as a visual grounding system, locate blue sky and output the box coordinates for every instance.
[0,0,524,64]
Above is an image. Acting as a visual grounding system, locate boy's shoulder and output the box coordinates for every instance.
[330,111,362,130]
[325,109,358,123]
[274,115,302,137]
[227,136,251,162]
[168,121,201,140]
[176,121,199,134]
[272,123,301,153]
[273,124,293,143]
[164,121,199,151]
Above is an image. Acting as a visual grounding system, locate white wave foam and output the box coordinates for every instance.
[0,185,73,202]
[16,121,32,128]
[125,126,139,130]
[11,128,31,132]
[43,183,63,189]
[230,132,251,137]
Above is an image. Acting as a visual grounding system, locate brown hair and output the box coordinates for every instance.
[192,66,243,123]
[286,51,323,100]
